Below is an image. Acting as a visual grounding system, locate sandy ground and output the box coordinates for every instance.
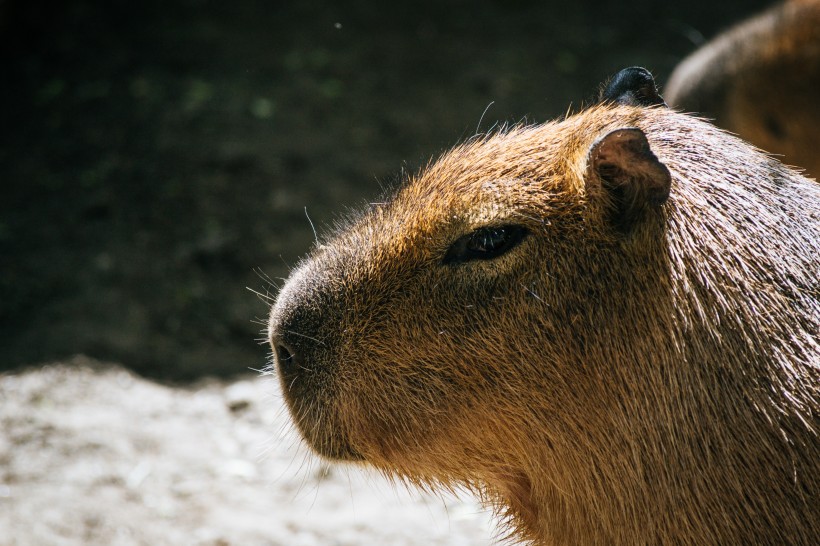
[0,357,494,546]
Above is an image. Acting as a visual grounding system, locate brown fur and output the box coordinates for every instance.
[665,0,820,179]
[269,102,820,544]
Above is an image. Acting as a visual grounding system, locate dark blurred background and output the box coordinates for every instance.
[0,0,771,380]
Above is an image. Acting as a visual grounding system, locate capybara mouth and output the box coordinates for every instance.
[271,326,363,461]
[303,431,364,462]
[297,416,364,462]
[278,381,364,462]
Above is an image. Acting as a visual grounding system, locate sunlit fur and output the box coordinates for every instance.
[269,103,820,545]
[666,0,820,180]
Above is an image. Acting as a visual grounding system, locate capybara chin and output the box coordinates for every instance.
[665,0,820,180]
[268,67,820,545]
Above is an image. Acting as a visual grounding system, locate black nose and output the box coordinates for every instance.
[270,320,309,381]
[274,339,299,376]
[269,305,331,390]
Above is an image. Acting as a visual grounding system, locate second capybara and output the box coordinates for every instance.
[268,68,820,545]
[666,0,820,179]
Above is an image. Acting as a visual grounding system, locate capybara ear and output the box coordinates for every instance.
[587,127,671,231]
[600,67,667,107]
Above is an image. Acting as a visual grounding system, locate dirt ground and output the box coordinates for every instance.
[0,1,775,544]
[0,357,493,545]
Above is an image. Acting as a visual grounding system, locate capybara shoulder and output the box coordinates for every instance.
[269,68,820,545]
[666,0,820,179]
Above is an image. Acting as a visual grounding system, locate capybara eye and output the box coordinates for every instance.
[443,225,528,265]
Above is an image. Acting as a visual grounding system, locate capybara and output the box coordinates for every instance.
[268,67,820,545]
[666,0,820,179]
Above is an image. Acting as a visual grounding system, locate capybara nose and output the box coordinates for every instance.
[270,315,307,379]
[269,305,327,387]
[273,339,299,376]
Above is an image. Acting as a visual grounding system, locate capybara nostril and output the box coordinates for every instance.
[275,342,297,375]
[269,304,326,382]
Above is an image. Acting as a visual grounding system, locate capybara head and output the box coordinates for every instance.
[268,68,820,545]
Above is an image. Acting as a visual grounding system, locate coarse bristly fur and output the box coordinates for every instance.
[268,82,820,544]
[665,0,820,180]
